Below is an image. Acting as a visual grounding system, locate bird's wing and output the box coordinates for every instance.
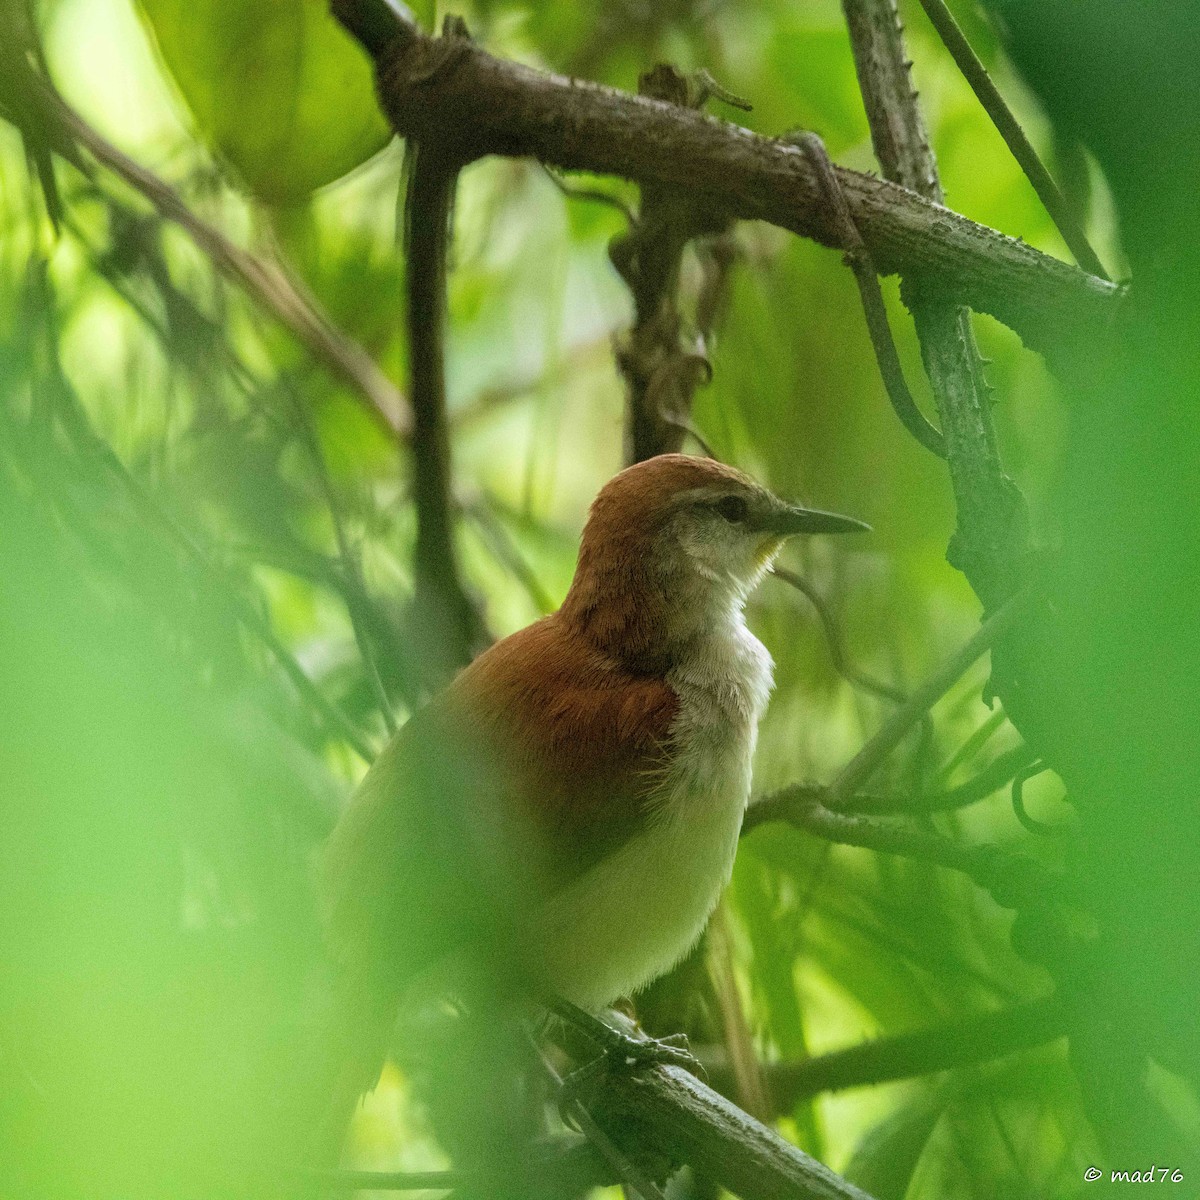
[321,613,679,989]
[312,615,678,1155]
[454,613,680,887]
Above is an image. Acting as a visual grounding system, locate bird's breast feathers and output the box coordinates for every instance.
[323,606,774,1010]
[660,611,775,813]
[531,608,774,1008]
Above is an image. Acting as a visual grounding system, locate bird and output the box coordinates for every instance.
[316,452,867,1151]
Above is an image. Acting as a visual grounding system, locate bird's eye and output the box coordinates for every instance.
[715,495,749,523]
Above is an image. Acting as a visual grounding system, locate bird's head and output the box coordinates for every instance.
[561,454,868,667]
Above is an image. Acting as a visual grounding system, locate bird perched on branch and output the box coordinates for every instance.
[318,452,867,1150]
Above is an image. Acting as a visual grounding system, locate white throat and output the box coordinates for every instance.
[664,596,775,810]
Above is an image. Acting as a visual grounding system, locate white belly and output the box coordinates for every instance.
[533,615,774,1009]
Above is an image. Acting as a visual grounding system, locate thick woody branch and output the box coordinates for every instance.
[704,995,1066,1110]
[842,0,1026,606]
[536,1046,668,1200]
[330,0,1118,359]
[587,1063,881,1200]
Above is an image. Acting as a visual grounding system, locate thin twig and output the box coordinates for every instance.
[1010,759,1065,836]
[540,163,638,226]
[701,995,1065,1109]
[791,131,946,457]
[742,787,1056,909]
[289,397,397,734]
[833,741,1038,815]
[913,0,1108,280]
[534,1046,668,1200]
[661,413,719,458]
[20,72,410,441]
[823,589,1033,805]
[772,565,908,704]
[933,705,1007,785]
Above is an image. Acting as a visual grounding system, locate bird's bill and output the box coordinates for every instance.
[763,503,871,536]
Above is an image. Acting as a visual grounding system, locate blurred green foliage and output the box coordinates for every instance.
[135,0,390,202]
[0,0,1172,1197]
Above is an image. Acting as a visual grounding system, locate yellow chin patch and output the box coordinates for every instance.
[754,536,786,568]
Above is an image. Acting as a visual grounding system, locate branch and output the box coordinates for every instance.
[842,0,1027,607]
[330,0,1118,359]
[742,787,1057,909]
[913,0,1108,280]
[823,589,1033,806]
[832,741,1038,815]
[314,1055,890,1200]
[704,996,1066,1109]
[289,395,397,735]
[17,71,411,443]
[536,1047,668,1200]
[792,131,946,458]
[404,133,486,679]
[303,1139,613,1192]
[771,566,908,706]
[587,1063,882,1200]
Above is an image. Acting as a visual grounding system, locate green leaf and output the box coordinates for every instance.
[136,0,391,204]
